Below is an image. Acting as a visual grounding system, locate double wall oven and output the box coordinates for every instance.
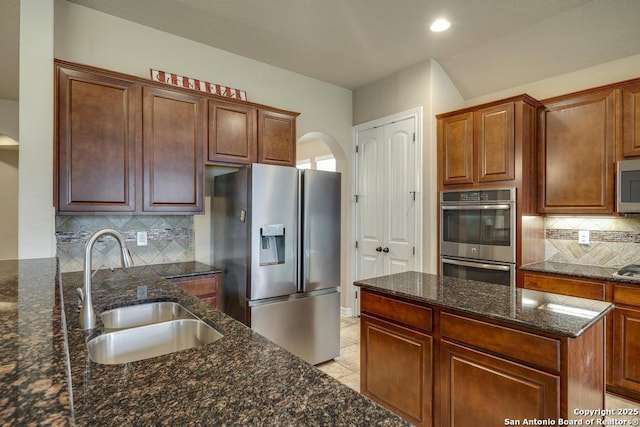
[440,188,516,287]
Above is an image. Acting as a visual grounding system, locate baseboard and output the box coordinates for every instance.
[340,306,354,317]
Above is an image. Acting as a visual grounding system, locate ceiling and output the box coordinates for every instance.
[3,0,640,101]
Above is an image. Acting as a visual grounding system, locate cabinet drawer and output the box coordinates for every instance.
[441,312,560,372]
[523,272,605,301]
[361,290,432,333]
[614,284,640,307]
[171,274,218,298]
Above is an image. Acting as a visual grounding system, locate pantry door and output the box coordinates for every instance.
[354,111,421,315]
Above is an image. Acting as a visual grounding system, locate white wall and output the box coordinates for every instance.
[0,100,19,141]
[19,0,56,259]
[465,52,640,105]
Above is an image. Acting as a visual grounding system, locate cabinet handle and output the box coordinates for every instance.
[382,247,389,253]
[375,246,383,252]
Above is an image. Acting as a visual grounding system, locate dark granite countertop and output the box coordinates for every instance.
[355,271,613,338]
[1,259,407,426]
[521,261,640,286]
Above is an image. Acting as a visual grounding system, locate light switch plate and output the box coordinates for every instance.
[578,230,590,245]
[136,231,148,246]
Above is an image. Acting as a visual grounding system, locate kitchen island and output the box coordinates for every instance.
[0,259,407,426]
[355,271,614,427]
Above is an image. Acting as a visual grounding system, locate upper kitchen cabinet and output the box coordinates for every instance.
[257,108,299,166]
[622,82,640,158]
[56,64,140,214]
[208,100,257,165]
[436,95,540,213]
[142,86,206,213]
[438,111,474,186]
[538,88,618,214]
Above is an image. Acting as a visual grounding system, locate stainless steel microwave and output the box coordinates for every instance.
[617,159,640,213]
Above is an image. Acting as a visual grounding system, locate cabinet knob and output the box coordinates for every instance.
[382,247,390,253]
[375,246,383,252]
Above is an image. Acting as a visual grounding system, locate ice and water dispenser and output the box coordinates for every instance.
[259,224,285,265]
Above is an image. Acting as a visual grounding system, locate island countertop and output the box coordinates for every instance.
[355,271,613,338]
[1,258,407,426]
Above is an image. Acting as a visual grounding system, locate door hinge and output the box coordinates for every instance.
[413,246,416,256]
[413,132,416,142]
[355,240,358,249]
[355,290,358,300]
[354,194,359,203]
[355,145,359,153]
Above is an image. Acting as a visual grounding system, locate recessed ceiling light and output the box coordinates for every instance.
[430,18,451,33]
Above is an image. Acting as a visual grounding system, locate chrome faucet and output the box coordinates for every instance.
[79,229,133,330]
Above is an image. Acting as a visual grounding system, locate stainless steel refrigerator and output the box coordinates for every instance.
[213,163,340,365]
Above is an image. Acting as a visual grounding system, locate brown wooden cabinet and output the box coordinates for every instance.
[438,112,474,186]
[360,291,433,427]
[360,288,606,426]
[538,89,618,214]
[142,86,206,213]
[440,341,559,426]
[55,59,299,214]
[610,284,640,400]
[56,65,140,213]
[258,109,297,166]
[622,83,640,158]
[170,273,219,308]
[437,97,539,192]
[208,100,257,164]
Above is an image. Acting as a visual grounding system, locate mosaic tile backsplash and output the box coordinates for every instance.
[545,216,640,267]
[56,215,194,273]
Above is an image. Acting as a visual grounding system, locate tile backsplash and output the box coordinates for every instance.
[56,215,194,273]
[545,216,640,268]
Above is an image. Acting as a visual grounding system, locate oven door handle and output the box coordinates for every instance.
[442,258,511,271]
[441,204,511,210]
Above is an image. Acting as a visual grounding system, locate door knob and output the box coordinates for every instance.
[382,247,389,253]
[375,246,383,252]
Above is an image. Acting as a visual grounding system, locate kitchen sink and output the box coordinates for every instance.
[100,301,197,330]
[87,319,223,364]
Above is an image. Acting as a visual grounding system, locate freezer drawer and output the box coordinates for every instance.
[250,290,340,365]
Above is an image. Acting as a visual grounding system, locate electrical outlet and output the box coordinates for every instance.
[136,231,148,246]
[578,230,590,245]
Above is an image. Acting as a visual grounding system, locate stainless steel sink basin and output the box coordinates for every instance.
[100,301,197,330]
[87,319,223,364]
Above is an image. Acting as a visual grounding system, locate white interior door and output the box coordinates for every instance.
[356,126,385,281]
[354,115,419,315]
[383,118,416,274]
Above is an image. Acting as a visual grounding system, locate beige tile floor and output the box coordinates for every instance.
[319,316,640,419]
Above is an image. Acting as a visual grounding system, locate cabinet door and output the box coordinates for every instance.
[56,66,140,213]
[611,306,640,396]
[361,314,432,427]
[539,89,617,214]
[142,86,205,213]
[622,83,640,158]
[438,112,474,186]
[208,100,256,164]
[476,102,515,183]
[440,341,559,427]
[257,109,296,166]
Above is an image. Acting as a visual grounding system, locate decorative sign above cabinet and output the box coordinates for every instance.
[150,68,247,101]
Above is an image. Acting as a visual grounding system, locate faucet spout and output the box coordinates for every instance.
[80,229,133,330]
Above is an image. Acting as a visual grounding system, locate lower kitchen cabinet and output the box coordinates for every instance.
[360,288,605,426]
[522,271,606,301]
[610,284,640,400]
[170,273,219,308]
[440,341,559,426]
[361,315,432,426]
